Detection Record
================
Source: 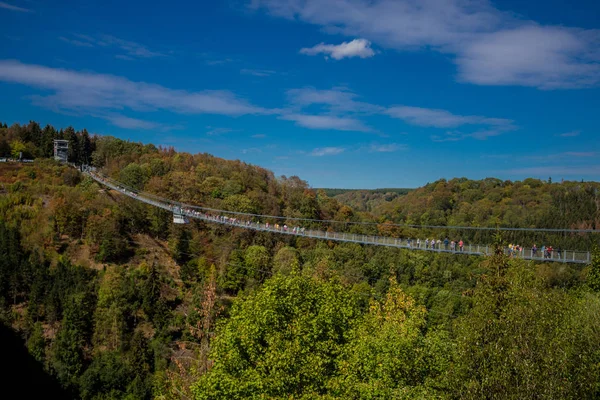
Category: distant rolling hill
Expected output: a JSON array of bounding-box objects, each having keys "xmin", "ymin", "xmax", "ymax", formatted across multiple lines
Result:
[{"xmin": 319, "ymin": 188, "xmax": 414, "ymax": 213}]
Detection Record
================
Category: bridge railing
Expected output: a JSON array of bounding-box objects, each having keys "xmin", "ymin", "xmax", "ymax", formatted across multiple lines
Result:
[{"xmin": 85, "ymin": 171, "xmax": 592, "ymax": 265}]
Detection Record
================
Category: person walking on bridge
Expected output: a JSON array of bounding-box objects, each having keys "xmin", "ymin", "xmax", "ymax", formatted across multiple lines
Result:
[
  {"xmin": 444, "ymin": 238, "xmax": 449, "ymax": 250},
  {"xmin": 459, "ymin": 240, "xmax": 464, "ymax": 252}
]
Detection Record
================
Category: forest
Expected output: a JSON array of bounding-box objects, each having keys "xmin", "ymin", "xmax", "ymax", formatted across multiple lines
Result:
[
  {"xmin": 323, "ymin": 189, "xmax": 411, "ymax": 213},
  {"xmin": 1, "ymin": 120, "xmax": 600, "ymax": 399}
]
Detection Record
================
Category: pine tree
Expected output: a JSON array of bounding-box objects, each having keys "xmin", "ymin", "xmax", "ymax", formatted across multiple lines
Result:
[
  {"xmin": 64, "ymin": 126, "xmax": 79, "ymax": 164},
  {"xmin": 41, "ymin": 124, "xmax": 58, "ymax": 158},
  {"xmin": 78, "ymin": 129, "xmax": 92, "ymax": 165},
  {"xmin": 27, "ymin": 322, "xmax": 47, "ymax": 363},
  {"xmin": 26, "ymin": 120, "xmax": 42, "ymax": 150},
  {"xmin": 587, "ymin": 246, "xmax": 600, "ymax": 292},
  {"xmin": 141, "ymin": 264, "xmax": 160, "ymax": 320},
  {"xmin": 50, "ymin": 292, "xmax": 94, "ymax": 389}
]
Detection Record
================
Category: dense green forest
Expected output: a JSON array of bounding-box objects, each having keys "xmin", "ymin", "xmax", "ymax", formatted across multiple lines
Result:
[
  {"xmin": 369, "ymin": 176, "xmax": 600, "ymax": 250},
  {"xmin": 1, "ymin": 120, "xmax": 600, "ymax": 399},
  {"xmin": 320, "ymin": 187, "xmax": 413, "ymax": 196},
  {"xmin": 324, "ymin": 189, "xmax": 412, "ymax": 213}
]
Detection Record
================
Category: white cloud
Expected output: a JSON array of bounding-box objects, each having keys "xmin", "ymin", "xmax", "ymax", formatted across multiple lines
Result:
[
  {"xmin": 0, "ymin": 1, "xmax": 31, "ymax": 12},
  {"xmin": 286, "ymin": 87, "xmax": 381, "ymax": 114},
  {"xmin": 0, "ymin": 59, "xmax": 522, "ymax": 139},
  {"xmin": 206, "ymin": 127, "xmax": 236, "ymax": 136},
  {"xmin": 73, "ymin": 34, "xmax": 95, "ymax": 42},
  {"xmin": 99, "ymin": 34, "xmax": 166, "ymax": 58},
  {"xmin": 523, "ymin": 151, "xmax": 599, "ymax": 161},
  {"xmin": 241, "ymin": 148, "xmax": 262, "ymax": 154},
  {"xmin": 280, "ymin": 113, "xmax": 371, "ymax": 131},
  {"xmin": 104, "ymin": 115, "xmax": 176, "ymax": 131},
  {"xmin": 455, "ymin": 25, "xmax": 600, "ymax": 89},
  {"xmin": 251, "ymin": 134, "xmax": 266, "ymax": 138},
  {"xmin": 253, "ymin": 0, "xmax": 600, "ymax": 89},
  {"xmin": 386, "ymin": 105, "xmax": 515, "ymax": 140},
  {"xmin": 105, "ymin": 115, "xmax": 157, "ymax": 130},
  {"xmin": 59, "ymin": 37, "xmax": 94, "ymax": 47},
  {"xmin": 241, "ymin": 68, "xmax": 276, "ymax": 77},
  {"xmin": 431, "ymin": 129, "xmax": 511, "ymax": 142},
  {"xmin": 0, "ymin": 60, "xmax": 267, "ymax": 125},
  {"xmin": 115, "ymin": 55, "xmax": 135, "ymax": 61},
  {"xmin": 300, "ymin": 38, "xmax": 375, "ymax": 60},
  {"xmin": 59, "ymin": 34, "xmax": 166, "ymax": 60},
  {"xmin": 310, "ymin": 147, "xmax": 345, "ymax": 156},
  {"xmin": 370, "ymin": 143, "xmax": 405, "ymax": 152},
  {"xmin": 282, "ymin": 87, "xmax": 380, "ymax": 132},
  {"xmin": 283, "ymin": 87, "xmax": 514, "ymax": 137},
  {"xmin": 0, "ymin": 60, "xmax": 378, "ymax": 134},
  {"xmin": 205, "ymin": 58, "xmax": 234, "ymax": 66},
  {"xmin": 469, "ymin": 129, "xmax": 510, "ymax": 140},
  {"xmin": 387, "ymin": 106, "xmax": 501, "ymax": 128},
  {"xmin": 198, "ymin": 52, "xmax": 238, "ymax": 66},
  {"xmin": 556, "ymin": 130, "xmax": 581, "ymax": 137},
  {"xmin": 430, "ymin": 133, "xmax": 462, "ymax": 143},
  {"xmin": 563, "ymin": 152, "xmax": 598, "ymax": 158}
]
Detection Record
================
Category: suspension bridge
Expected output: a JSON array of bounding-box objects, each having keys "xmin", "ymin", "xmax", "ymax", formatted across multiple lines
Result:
[{"xmin": 85, "ymin": 170, "xmax": 593, "ymax": 265}]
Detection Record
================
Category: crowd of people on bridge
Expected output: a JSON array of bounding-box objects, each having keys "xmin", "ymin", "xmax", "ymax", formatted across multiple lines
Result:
[
  {"xmin": 415, "ymin": 238, "xmax": 466, "ymax": 252},
  {"xmin": 173, "ymin": 205, "xmax": 308, "ymax": 235},
  {"xmin": 87, "ymin": 169, "xmax": 570, "ymax": 261},
  {"xmin": 531, "ymin": 244, "xmax": 561, "ymax": 259}
]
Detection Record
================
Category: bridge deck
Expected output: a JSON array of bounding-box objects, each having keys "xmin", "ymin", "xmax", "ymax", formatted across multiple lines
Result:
[{"xmin": 86, "ymin": 171, "xmax": 591, "ymax": 265}]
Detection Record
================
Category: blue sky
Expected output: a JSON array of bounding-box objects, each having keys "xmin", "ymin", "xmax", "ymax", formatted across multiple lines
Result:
[{"xmin": 0, "ymin": 0, "xmax": 599, "ymax": 188}]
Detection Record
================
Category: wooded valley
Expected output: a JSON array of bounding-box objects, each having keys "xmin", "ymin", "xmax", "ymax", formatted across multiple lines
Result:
[{"xmin": 1, "ymin": 121, "xmax": 600, "ymax": 399}]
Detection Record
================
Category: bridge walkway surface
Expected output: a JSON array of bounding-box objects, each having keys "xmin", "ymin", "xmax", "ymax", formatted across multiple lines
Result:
[{"xmin": 85, "ymin": 171, "xmax": 592, "ymax": 265}]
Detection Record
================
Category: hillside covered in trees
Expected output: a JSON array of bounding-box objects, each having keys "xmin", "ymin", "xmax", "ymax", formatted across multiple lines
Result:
[
  {"xmin": 369, "ymin": 177, "xmax": 600, "ymax": 251},
  {"xmin": 1, "ymin": 120, "xmax": 600, "ymax": 399},
  {"xmin": 323, "ymin": 188, "xmax": 412, "ymax": 213}
]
